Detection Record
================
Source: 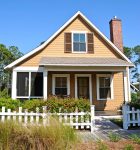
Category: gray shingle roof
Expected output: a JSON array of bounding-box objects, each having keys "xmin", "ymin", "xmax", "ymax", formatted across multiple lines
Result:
[{"xmin": 39, "ymin": 57, "xmax": 134, "ymax": 67}]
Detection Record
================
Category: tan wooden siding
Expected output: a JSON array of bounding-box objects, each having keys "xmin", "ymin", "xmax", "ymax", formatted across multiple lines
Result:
[
  {"xmin": 93, "ymin": 72, "xmax": 124, "ymax": 110},
  {"xmin": 47, "ymin": 71, "xmax": 124, "ymax": 111},
  {"xmin": 17, "ymin": 16, "xmax": 122, "ymax": 67}
]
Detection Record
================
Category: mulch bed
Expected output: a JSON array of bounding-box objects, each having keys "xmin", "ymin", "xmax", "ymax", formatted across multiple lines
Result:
[{"xmin": 75, "ymin": 140, "xmax": 140, "ymax": 150}]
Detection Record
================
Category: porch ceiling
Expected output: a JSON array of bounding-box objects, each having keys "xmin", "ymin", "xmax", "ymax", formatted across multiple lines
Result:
[{"xmin": 39, "ymin": 57, "xmax": 134, "ymax": 67}]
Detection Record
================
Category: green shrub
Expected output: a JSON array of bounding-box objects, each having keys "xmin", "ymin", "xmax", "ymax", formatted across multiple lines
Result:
[
  {"xmin": 129, "ymin": 134, "xmax": 140, "ymax": 144},
  {"xmin": 45, "ymin": 97, "xmax": 90, "ymax": 113},
  {"xmin": 123, "ymin": 144, "xmax": 134, "ymax": 150},
  {"xmin": 0, "ymin": 97, "xmax": 90, "ymax": 113},
  {"xmin": 0, "ymin": 119, "xmax": 78, "ymax": 150},
  {"xmin": 128, "ymin": 92, "xmax": 140, "ymax": 109},
  {"xmin": 131, "ymin": 93, "xmax": 138, "ymax": 103},
  {"xmin": 0, "ymin": 98, "xmax": 21, "ymax": 111},
  {"xmin": 0, "ymin": 89, "xmax": 10, "ymax": 99},
  {"xmin": 108, "ymin": 132, "xmax": 121, "ymax": 142},
  {"xmin": 97, "ymin": 140, "xmax": 108, "ymax": 150},
  {"xmin": 22, "ymin": 99, "xmax": 45, "ymax": 112}
]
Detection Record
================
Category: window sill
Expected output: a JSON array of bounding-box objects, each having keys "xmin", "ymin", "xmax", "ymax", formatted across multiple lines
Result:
[
  {"xmin": 97, "ymin": 98, "xmax": 113, "ymax": 101},
  {"xmin": 72, "ymin": 51, "xmax": 87, "ymax": 54},
  {"xmin": 16, "ymin": 96, "xmax": 43, "ymax": 99}
]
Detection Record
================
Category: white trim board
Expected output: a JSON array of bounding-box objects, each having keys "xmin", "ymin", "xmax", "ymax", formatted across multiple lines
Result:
[
  {"xmin": 13, "ymin": 67, "xmax": 44, "ymax": 72},
  {"xmin": 5, "ymin": 11, "xmax": 133, "ymax": 69},
  {"xmin": 75, "ymin": 74, "xmax": 92, "ymax": 104}
]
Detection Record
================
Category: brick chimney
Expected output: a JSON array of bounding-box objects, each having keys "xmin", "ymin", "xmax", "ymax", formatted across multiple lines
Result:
[{"xmin": 109, "ymin": 16, "xmax": 123, "ymax": 52}]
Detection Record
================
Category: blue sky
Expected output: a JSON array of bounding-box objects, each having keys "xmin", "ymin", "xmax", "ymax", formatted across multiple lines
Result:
[{"xmin": 0, "ymin": 0, "xmax": 140, "ymax": 54}]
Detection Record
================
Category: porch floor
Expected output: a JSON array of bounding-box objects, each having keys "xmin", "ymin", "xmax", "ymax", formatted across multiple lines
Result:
[{"xmin": 95, "ymin": 110, "xmax": 122, "ymax": 116}]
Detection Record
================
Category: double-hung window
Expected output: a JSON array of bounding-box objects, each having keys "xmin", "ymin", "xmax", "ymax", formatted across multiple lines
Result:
[
  {"xmin": 52, "ymin": 74, "xmax": 70, "ymax": 97},
  {"xmin": 97, "ymin": 74, "xmax": 113, "ymax": 100},
  {"xmin": 73, "ymin": 33, "xmax": 86, "ymax": 52}
]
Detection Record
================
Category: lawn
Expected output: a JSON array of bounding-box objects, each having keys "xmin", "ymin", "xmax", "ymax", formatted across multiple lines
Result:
[{"xmin": 110, "ymin": 118, "xmax": 123, "ymax": 128}]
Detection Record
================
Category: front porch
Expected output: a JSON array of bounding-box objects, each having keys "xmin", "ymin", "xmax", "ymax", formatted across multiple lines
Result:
[{"xmin": 11, "ymin": 65, "xmax": 131, "ymax": 111}]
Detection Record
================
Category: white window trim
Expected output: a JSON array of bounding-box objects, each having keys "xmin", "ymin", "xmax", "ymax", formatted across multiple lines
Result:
[
  {"xmin": 52, "ymin": 74, "xmax": 70, "ymax": 96},
  {"xmin": 96, "ymin": 74, "xmax": 114, "ymax": 100},
  {"xmin": 71, "ymin": 31, "xmax": 87, "ymax": 53},
  {"xmin": 15, "ymin": 69, "xmax": 44, "ymax": 99},
  {"xmin": 75, "ymin": 74, "xmax": 92, "ymax": 104}
]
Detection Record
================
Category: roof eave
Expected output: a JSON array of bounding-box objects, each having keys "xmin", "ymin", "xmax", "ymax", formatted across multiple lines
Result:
[{"xmin": 40, "ymin": 63, "xmax": 134, "ymax": 67}]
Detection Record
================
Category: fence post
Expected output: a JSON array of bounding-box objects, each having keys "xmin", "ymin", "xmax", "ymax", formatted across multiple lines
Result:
[
  {"xmin": 90, "ymin": 105, "xmax": 95, "ymax": 133},
  {"xmin": 36, "ymin": 107, "xmax": 39, "ymax": 124},
  {"xmin": 1, "ymin": 107, "xmax": 5, "ymax": 122},
  {"xmin": 59, "ymin": 108, "xmax": 62, "ymax": 123},
  {"xmin": 13, "ymin": 111, "xmax": 16, "ymax": 121},
  {"xmin": 138, "ymin": 109, "xmax": 140, "ymax": 126},
  {"xmin": 30, "ymin": 111, "xmax": 34, "ymax": 124},
  {"xmin": 81, "ymin": 110, "xmax": 84, "ymax": 129},
  {"xmin": 18, "ymin": 107, "xmax": 22, "ymax": 123},
  {"xmin": 24, "ymin": 109, "xmax": 28, "ymax": 125},
  {"xmin": 42, "ymin": 106, "xmax": 47, "ymax": 126},
  {"xmin": 64, "ymin": 110, "xmax": 68, "ymax": 123},
  {"xmin": 7, "ymin": 109, "xmax": 11, "ymax": 120},
  {"xmin": 75, "ymin": 107, "xmax": 78, "ymax": 129},
  {"xmin": 123, "ymin": 105, "xmax": 128, "ymax": 129}
]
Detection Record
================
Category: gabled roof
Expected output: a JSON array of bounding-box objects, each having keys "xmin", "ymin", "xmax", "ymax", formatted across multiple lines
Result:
[{"xmin": 5, "ymin": 11, "xmax": 133, "ymax": 69}]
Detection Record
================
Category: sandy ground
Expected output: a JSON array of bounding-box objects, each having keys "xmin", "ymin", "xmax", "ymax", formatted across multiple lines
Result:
[{"xmin": 75, "ymin": 140, "xmax": 140, "ymax": 150}]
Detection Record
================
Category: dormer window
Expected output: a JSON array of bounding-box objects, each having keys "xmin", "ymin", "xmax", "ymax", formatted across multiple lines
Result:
[{"xmin": 73, "ymin": 33, "xmax": 86, "ymax": 52}]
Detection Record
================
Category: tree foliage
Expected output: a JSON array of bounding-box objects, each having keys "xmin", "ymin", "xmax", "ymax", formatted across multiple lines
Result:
[
  {"xmin": 0, "ymin": 44, "xmax": 23, "ymax": 89},
  {"xmin": 124, "ymin": 45, "xmax": 140, "ymax": 81}
]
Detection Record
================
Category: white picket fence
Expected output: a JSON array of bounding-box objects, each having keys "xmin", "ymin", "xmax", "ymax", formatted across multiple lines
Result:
[
  {"xmin": 0, "ymin": 105, "xmax": 95, "ymax": 133},
  {"xmin": 123, "ymin": 105, "xmax": 140, "ymax": 129}
]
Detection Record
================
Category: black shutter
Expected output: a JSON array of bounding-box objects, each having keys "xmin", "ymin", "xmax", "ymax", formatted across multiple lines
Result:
[
  {"xmin": 64, "ymin": 33, "xmax": 72, "ymax": 53},
  {"xmin": 87, "ymin": 33, "xmax": 94, "ymax": 53}
]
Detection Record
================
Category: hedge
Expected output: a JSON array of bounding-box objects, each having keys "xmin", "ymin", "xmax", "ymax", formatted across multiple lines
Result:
[{"xmin": 0, "ymin": 97, "xmax": 90, "ymax": 113}]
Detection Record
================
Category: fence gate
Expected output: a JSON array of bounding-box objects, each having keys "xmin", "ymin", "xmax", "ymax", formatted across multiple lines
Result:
[{"xmin": 123, "ymin": 105, "xmax": 140, "ymax": 129}]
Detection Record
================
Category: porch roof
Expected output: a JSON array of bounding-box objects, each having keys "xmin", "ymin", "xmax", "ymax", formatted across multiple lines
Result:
[{"xmin": 39, "ymin": 57, "xmax": 134, "ymax": 67}]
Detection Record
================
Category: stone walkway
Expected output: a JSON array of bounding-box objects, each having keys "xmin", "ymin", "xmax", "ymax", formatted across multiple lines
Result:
[{"xmin": 78, "ymin": 116, "xmax": 140, "ymax": 141}]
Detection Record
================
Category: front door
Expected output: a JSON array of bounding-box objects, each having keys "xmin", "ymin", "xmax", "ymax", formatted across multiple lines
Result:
[{"xmin": 77, "ymin": 77, "xmax": 89, "ymax": 99}]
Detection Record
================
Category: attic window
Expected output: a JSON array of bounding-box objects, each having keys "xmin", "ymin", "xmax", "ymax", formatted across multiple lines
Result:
[{"xmin": 73, "ymin": 33, "xmax": 86, "ymax": 52}]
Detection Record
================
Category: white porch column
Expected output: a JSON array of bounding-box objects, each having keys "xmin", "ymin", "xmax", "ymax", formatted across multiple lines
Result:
[
  {"xmin": 123, "ymin": 69, "xmax": 129, "ymax": 103},
  {"xmin": 12, "ymin": 70, "xmax": 17, "ymax": 99},
  {"xmin": 43, "ymin": 68, "xmax": 48, "ymax": 100},
  {"xmin": 127, "ymin": 67, "xmax": 131, "ymax": 102}
]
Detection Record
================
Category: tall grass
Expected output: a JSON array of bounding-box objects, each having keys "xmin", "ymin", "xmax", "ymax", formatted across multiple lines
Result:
[{"xmin": 0, "ymin": 118, "xmax": 78, "ymax": 150}]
